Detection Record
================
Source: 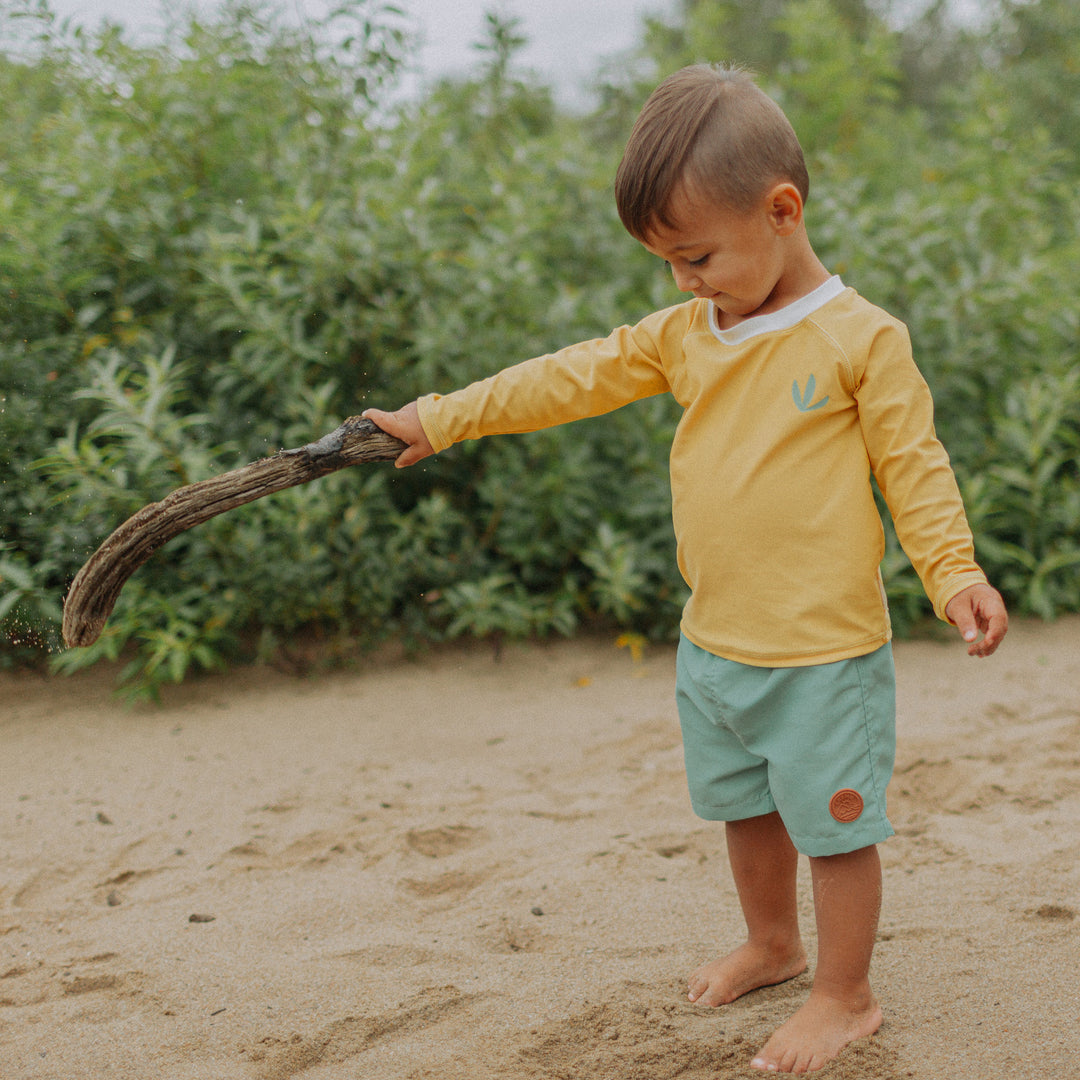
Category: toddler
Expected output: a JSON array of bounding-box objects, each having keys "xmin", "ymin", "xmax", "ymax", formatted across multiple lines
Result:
[{"xmin": 364, "ymin": 64, "xmax": 1008, "ymax": 1073}]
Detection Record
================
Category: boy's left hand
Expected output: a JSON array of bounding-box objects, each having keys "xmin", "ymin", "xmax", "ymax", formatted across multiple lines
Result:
[{"xmin": 945, "ymin": 584, "xmax": 1008, "ymax": 657}]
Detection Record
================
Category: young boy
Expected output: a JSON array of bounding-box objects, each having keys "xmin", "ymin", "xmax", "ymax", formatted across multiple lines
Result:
[{"xmin": 364, "ymin": 64, "xmax": 1007, "ymax": 1074}]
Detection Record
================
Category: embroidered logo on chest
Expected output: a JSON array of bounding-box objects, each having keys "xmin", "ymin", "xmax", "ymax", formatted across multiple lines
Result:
[{"xmin": 792, "ymin": 375, "xmax": 830, "ymax": 413}]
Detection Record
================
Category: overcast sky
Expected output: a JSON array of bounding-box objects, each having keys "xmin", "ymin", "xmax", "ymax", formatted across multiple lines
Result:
[
  {"xmin": 39, "ymin": 0, "xmax": 993, "ymax": 109},
  {"xmin": 43, "ymin": 0, "xmax": 679, "ymax": 105}
]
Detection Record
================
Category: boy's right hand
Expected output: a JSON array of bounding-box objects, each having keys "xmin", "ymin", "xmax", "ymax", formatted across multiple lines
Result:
[{"xmin": 362, "ymin": 402, "xmax": 435, "ymax": 468}]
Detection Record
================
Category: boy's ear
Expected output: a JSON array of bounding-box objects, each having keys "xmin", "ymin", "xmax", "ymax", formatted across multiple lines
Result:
[{"xmin": 763, "ymin": 182, "xmax": 804, "ymax": 235}]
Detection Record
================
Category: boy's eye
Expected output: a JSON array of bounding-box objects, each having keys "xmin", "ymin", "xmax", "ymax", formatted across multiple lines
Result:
[{"xmin": 688, "ymin": 254, "xmax": 710, "ymax": 268}]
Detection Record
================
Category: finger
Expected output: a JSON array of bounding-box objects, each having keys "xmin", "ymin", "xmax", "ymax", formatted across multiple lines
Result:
[
  {"xmin": 361, "ymin": 408, "xmax": 422, "ymax": 466},
  {"xmin": 973, "ymin": 608, "xmax": 1008, "ymax": 656},
  {"xmin": 951, "ymin": 605, "xmax": 979, "ymax": 644},
  {"xmin": 392, "ymin": 444, "xmax": 428, "ymax": 469},
  {"xmin": 361, "ymin": 407, "xmax": 395, "ymax": 433}
]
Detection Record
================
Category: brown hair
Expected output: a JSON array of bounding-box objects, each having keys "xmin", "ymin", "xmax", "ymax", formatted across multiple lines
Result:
[{"xmin": 614, "ymin": 64, "xmax": 810, "ymax": 240}]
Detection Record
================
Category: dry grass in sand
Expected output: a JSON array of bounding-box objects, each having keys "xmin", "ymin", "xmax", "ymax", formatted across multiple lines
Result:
[{"xmin": 1, "ymin": 617, "xmax": 1078, "ymax": 1079}]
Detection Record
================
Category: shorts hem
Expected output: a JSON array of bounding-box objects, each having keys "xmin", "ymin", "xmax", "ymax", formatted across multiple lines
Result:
[
  {"xmin": 689, "ymin": 795, "xmax": 776, "ymax": 823},
  {"xmin": 786, "ymin": 822, "xmax": 895, "ymax": 857}
]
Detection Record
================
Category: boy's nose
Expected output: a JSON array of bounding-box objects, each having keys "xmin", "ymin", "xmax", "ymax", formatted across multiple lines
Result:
[{"xmin": 671, "ymin": 263, "xmax": 701, "ymax": 292}]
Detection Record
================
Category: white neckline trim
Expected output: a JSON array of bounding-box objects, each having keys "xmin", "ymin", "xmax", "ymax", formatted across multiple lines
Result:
[{"xmin": 707, "ymin": 275, "xmax": 846, "ymax": 345}]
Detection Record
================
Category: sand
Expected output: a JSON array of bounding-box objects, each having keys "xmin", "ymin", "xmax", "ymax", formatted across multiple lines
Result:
[{"xmin": 1, "ymin": 617, "xmax": 1078, "ymax": 1079}]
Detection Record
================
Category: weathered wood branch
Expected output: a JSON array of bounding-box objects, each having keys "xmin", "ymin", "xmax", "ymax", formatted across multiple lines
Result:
[{"xmin": 61, "ymin": 416, "xmax": 406, "ymax": 649}]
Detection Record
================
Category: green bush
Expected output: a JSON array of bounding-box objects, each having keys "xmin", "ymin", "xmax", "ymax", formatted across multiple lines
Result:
[{"xmin": 1, "ymin": 0, "xmax": 1077, "ymax": 698}]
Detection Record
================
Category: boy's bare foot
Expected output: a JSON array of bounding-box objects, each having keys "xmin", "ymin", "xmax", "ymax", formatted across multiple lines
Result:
[
  {"xmin": 687, "ymin": 942, "xmax": 808, "ymax": 1007},
  {"xmin": 749, "ymin": 988, "xmax": 883, "ymax": 1073}
]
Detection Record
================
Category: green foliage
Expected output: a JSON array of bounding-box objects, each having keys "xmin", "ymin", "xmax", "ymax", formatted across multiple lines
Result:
[
  {"xmin": 961, "ymin": 369, "xmax": 1080, "ymax": 620},
  {"xmin": 2, "ymin": 0, "xmax": 1077, "ymax": 694}
]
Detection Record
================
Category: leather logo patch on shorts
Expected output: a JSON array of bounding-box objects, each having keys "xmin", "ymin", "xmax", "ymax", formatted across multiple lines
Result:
[{"xmin": 829, "ymin": 789, "xmax": 864, "ymax": 823}]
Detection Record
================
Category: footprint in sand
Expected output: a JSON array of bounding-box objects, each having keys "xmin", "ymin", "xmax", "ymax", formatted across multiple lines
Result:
[
  {"xmin": 401, "ymin": 869, "xmax": 489, "ymax": 899},
  {"xmin": 404, "ymin": 824, "xmax": 485, "ymax": 858},
  {"xmin": 243, "ymin": 984, "xmax": 478, "ymax": 1080},
  {"xmin": 0, "ymin": 953, "xmax": 137, "ymax": 1010}
]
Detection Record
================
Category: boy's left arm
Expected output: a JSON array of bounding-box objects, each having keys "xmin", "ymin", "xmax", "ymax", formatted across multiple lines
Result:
[
  {"xmin": 854, "ymin": 318, "xmax": 1009, "ymax": 658},
  {"xmin": 944, "ymin": 583, "xmax": 1008, "ymax": 657}
]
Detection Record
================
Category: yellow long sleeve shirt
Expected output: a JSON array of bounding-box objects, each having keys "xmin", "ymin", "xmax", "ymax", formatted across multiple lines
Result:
[{"xmin": 417, "ymin": 277, "xmax": 988, "ymax": 666}]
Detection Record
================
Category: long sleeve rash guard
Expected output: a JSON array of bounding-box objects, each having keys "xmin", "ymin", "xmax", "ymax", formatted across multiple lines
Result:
[{"xmin": 416, "ymin": 277, "xmax": 988, "ymax": 666}]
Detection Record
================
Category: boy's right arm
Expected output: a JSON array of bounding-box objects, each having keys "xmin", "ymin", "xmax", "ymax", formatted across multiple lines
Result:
[
  {"xmin": 361, "ymin": 309, "xmax": 678, "ymax": 470},
  {"xmin": 361, "ymin": 403, "xmax": 434, "ymax": 469}
]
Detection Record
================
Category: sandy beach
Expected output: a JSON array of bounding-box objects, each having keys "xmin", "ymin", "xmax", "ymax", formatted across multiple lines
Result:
[{"xmin": 1, "ymin": 616, "xmax": 1078, "ymax": 1079}]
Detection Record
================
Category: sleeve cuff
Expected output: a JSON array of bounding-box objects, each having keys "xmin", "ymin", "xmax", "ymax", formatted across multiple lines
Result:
[{"xmin": 416, "ymin": 393, "xmax": 453, "ymax": 453}]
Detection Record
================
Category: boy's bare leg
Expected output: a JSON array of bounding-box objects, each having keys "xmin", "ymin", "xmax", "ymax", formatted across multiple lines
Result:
[
  {"xmin": 750, "ymin": 844, "xmax": 884, "ymax": 1073},
  {"xmin": 687, "ymin": 812, "xmax": 808, "ymax": 1006}
]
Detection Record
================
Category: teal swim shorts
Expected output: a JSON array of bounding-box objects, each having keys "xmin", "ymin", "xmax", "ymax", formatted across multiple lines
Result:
[{"xmin": 675, "ymin": 636, "xmax": 896, "ymax": 856}]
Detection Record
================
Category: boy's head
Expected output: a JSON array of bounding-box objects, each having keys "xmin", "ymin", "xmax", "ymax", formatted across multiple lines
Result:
[{"xmin": 615, "ymin": 65, "xmax": 810, "ymax": 242}]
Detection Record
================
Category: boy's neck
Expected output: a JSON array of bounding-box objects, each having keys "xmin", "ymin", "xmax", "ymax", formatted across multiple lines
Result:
[{"xmin": 713, "ymin": 238, "xmax": 831, "ymax": 331}]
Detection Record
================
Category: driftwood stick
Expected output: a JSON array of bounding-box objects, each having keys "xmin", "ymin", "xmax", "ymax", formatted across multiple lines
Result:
[{"xmin": 61, "ymin": 416, "xmax": 406, "ymax": 649}]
